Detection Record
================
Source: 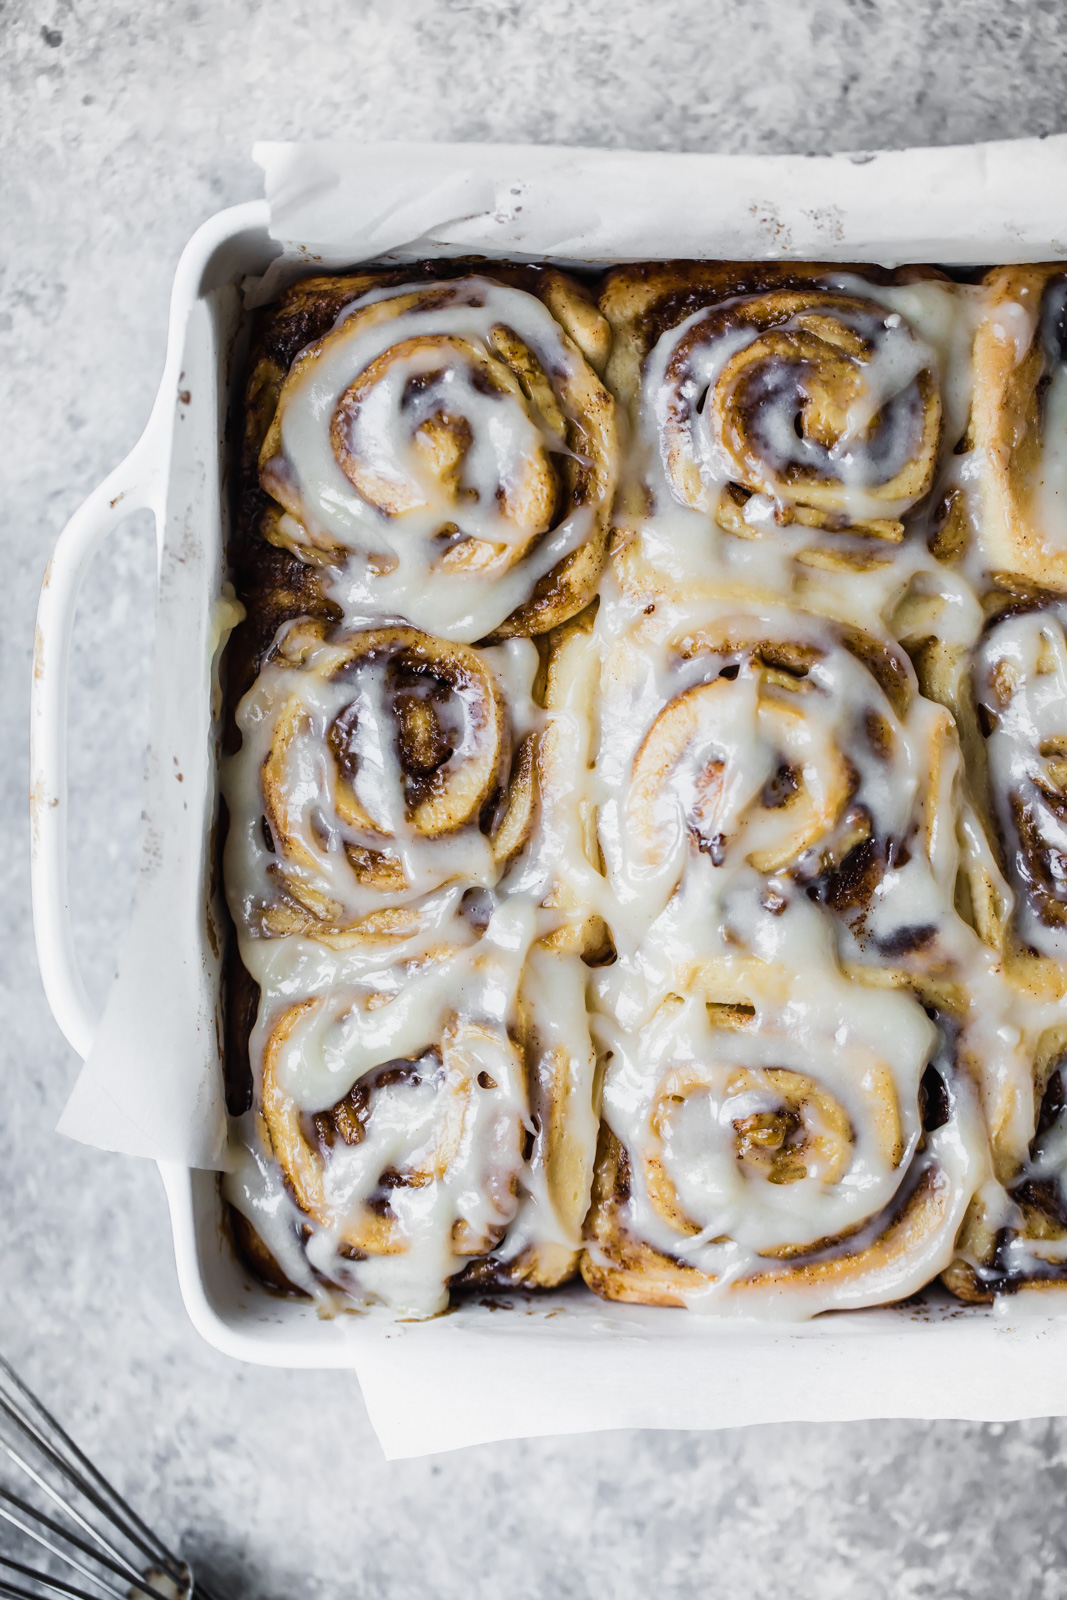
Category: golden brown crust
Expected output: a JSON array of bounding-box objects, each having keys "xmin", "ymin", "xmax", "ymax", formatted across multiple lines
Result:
[{"xmin": 971, "ymin": 265, "xmax": 1067, "ymax": 594}]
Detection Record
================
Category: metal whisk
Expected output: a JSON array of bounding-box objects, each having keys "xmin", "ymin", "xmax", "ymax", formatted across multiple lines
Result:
[{"xmin": 0, "ymin": 1354, "xmax": 223, "ymax": 1600}]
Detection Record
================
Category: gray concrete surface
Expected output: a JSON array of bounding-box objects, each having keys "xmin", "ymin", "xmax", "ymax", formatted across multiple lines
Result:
[{"xmin": 5, "ymin": 1, "xmax": 1067, "ymax": 1595}]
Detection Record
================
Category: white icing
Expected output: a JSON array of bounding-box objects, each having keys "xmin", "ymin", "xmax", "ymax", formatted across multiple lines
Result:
[
  {"xmin": 827, "ymin": 276, "xmax": 983, "ymax": 449},
  {"xmin": 991, "ymin": 299, "xmax": 1040, "ymax": 367}
]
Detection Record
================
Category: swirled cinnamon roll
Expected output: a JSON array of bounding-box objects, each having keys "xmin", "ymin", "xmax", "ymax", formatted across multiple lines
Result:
[
  {"xmin": 581, "ymin": 586, "xmax": 1022, "ymax": 1310},
  {"xmin": 222, "ymin": 607, "xmax": 601, "ymax": 1312},
  {"xmin": 226, "ymin": 920, "xmax": 531, "ymax": 1309},
  {"xmin": 248, "ymin": 268, "xmax": 617, "ymax": 642},
  {"xmin": 225, "ymin": 897, "xmax": 598, "ymax": 1316},
  {"xmin": 583, "ymin": 960, "xmax": 988, "ymax": 1312},
  {"xmin": 969, "ymin": 266, "xmax": 1067, "ymax": 593},
  {"xmin": 222, "ymin": 616, "xmax": 541, "ymax": 948},
  {"xmin": 600, "ymin": 262, "xmax": 979, "ymax": 615},
  {"xmin": 591, "ymin": 593, "xmax": 962, "ymax": 970}
]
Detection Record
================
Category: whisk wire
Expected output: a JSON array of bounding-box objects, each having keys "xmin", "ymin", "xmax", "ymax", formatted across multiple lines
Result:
[
  {"xmin": 0, "ymin": 1362, "xmax": 183, "ymax": 1581},
  {"xmin": 0, "ymin": 1492, "xmax": 174, "ymax": 1600},
  {"xmin": 0, "ymin": 1507, "xmax": 129, "ymax": 1600},
  {"xmin": 0, "ymin": 1428, "xmax": 139, "ymax": 1587},
  {"xmin": 0, "ymin": 1550, "xmax": 130, "ymax": 1600},
  {"xmin": 0, "ymin": 1356, "xmax": 216, "ymax": 1600}
]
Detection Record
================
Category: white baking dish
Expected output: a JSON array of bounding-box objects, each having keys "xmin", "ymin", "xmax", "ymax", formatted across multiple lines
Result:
[{"xmin": 30, "ymin": 161, "xmax": 1067, "ymax": 1454}]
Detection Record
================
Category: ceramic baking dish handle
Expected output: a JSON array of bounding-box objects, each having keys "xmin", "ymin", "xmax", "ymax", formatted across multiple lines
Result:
[{"xmin": 31, "ymin": 441, "xmax": 166, "ymax": 1059}]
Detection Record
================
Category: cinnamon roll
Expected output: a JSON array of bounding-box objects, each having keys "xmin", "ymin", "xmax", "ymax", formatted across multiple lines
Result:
[
  {"xmin": 945, "ymin": 1021, "xmax": 1067, "ymax": 1301},
  {"xmin": 225, "ymin": 884, "xmax": 601, "ymax": 1312},
  {"xmin": 970, "ymin": 601, "xmax": 1067, "ymax": 988},
  {"xmin": 222, "ymin": 601, "xmax": 600, "ymax": 1313},
  {"xmin": 921, "ymin": 599, "xmax": 1067, "ymax": 1299},
  {"xmin": 590, "ymin": 593, "xmax": 960, "ymax": 970},
  {"xmin": 581, "ymin": 587, "xmax": 1020, "ymax": 1310},
  {"xmin": 222, "ymin": 616, "xmax": 540, "ymax": 948},
  {"xmin": 599, "ymin": 262, "xmax": 976, "ymax": 608},
  {"xmin": 583, "ymin": 961, "xmax": 987, "ymax": 1312},
  {"xmin": 261, "ymin": 1001, "xmax": 526, "ymax": 1262},
  {"xmin": 249, "ymin": 269, "xmax": 618, "ymax": 642},
  {"xmin": 226, "ymin": 915, "xmax": 534, "ymax": 1310},
  {"xmin": 969, "ymin": 266, "xmax": 1067, "ymax": 594}
]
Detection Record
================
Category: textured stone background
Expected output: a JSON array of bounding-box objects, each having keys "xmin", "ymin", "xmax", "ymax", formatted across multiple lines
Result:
[{"xmin": 5, "ymin": 1, "xmax": 1067, "ymax": 1595}]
